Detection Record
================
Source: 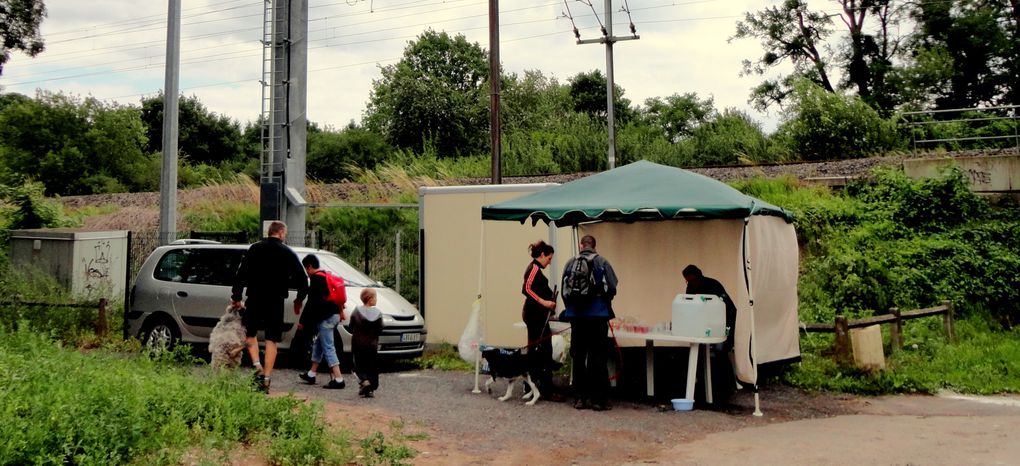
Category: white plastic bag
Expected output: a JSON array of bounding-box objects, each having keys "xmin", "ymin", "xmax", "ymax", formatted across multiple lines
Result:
[
  {"xmin": 458, "ymin": 297, "xmax": 483, "ymax": 364},
  {"xmin": 551, "ymin": 333, "xmax": 568, "ymax": 364}
]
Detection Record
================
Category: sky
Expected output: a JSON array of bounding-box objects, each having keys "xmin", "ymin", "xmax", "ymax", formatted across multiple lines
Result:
[{"xmin": 0, "ymin": 0, "xmax": 839, "ymax": 133}]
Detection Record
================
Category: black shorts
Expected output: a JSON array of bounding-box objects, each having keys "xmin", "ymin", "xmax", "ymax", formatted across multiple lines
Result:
[{"xmin": 241, "ymin": 296, "xmax": 286, "ymax": 342}]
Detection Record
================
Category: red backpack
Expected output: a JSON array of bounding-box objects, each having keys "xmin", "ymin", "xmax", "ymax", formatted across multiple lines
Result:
[{"xmin": 316, "ymin": 270, "xmax": 347, "ymax": 316}]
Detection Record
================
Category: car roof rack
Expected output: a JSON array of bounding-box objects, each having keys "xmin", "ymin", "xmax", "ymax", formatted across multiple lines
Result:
[{"xmin": 169, "ymin": 239, "xmax": 221, "ymax": 245}]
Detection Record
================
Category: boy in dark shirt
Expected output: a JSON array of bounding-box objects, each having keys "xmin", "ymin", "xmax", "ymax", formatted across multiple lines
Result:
[
  {"xmin": 350, "ymin": 288, "xmax": 383, "ymax": 397},
  {"xmin": 297, "ymin": 254, "xmax": 347, "ymax": 389}
]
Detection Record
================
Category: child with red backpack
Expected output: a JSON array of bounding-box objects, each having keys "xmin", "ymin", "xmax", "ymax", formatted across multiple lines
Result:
[{"xmin": 297, "ymin": 254, "xmax": 348, "ymax": 389}]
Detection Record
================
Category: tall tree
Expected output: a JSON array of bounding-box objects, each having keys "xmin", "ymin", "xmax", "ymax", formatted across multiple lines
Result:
[
  {"xmin": 140, "ymin": 94, "xmax": 249, "ymax": 166},
  {"xmin": 838, "ymin": 0, "xmax": 900, "ymax": 113},
  {"xmin": 732, "ymin": 0, "xmax": 835, "ymax": 111},
  {"xmin": 0, "ymin": 91, "xmax": 152, "ymax": 195},
  {"xmin": 567, "ymin": 69, "xmax": 635, "ymax": 123},
  {"xmin": 640, "ymin": 93, "xmax": 716, "ymax": 143},
  {"xmin": 500, "ymin": 69, "xmax": 572, "ymax": 134},
  {"xmin": 364, "ymin": 29, "xmax": 489, "ymax": 157},
  {"xmin": 0, "ymin": 0, "xmax": 46, "ymax": 75},
  {"xmin": 902, "ymin": 0, "xmax": 1018, "ymax": 109},
  {"xmin": 733, "ymin": 0, "xmax": 903, "ymax": 113},
  {"xmin": 307, "ymin": 123, "xmax": 391, "ymax": 182}
]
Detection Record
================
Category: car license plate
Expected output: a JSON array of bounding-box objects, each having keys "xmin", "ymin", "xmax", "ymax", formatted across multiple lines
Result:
[{"xmin": 401, "ymin": 333, "xmax": 421, "ymax": 343}]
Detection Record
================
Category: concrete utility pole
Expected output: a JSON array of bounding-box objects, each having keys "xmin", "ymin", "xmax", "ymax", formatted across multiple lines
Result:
[
  {"xmin": 158, "ymin": 0, "xmax": 180, "ymax": 245},
  {"xmin": 576, "ymin": 0, "xmax": 639, "ymax": 170},
  {"xmin": 260, "ymin": 0, "xmax": 308, "ymax": 244},
  {"xmin": 488, "ymin": 0, "xmax": 502, "ymax": 184}
]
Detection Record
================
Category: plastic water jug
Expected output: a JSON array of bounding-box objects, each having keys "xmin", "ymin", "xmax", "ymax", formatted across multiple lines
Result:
[{"xmin": 671, "ymin": 294, "xmax": 726, "ymax": 338}]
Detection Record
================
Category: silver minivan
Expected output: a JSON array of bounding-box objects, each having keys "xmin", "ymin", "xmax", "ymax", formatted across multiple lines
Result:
[{"xmin": 125, "ymin": 242, "xmax": 425, "ymax": 359}]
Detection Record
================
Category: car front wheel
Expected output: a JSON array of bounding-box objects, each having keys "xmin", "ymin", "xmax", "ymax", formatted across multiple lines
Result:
[{"xmin": 143, "ymin": 316, "xmax": 181, "ymax": 353}]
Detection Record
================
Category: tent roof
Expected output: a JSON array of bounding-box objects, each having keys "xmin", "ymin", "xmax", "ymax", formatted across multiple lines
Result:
[{"xmin": 481, "ymin": 160, "xmax": 794, "ymax": 225}]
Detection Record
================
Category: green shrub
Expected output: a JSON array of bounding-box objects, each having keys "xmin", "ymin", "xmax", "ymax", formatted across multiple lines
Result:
[
  {"xmin": 774, "ymin": 79, "xmax": 903, "ymax": 160},
  {"xmin": 734, "ymin": 167, "xmax": 1019, "ymax": 328},
  {"xmin": 615, "ymin": 121, "xmax": 692, "ymax": 168},
  {"xmin": 0, "ymin": 264, "xmax": 105, "ymax": 344},
  {"xmin": 686, "ymin": 109, "xmax": 776, "ymax": 166},
  {"xmin": 0, "ymin": 180, "xmax": 72, "ymax": 230}
]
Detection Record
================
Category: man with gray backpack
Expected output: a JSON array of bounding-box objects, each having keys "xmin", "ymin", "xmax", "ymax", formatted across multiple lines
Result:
[{"xmin": 559, "ymin": 234, "xmax": 618, "ymax": 411}]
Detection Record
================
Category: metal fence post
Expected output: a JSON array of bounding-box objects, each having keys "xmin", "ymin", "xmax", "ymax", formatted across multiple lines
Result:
[
  {"xmin": 363, "ymin": 232, "xmax": 370, "ymax": 275},
  {"xmin": 395, "ymin": 230, "xmax": 402, "ymax": 294}
]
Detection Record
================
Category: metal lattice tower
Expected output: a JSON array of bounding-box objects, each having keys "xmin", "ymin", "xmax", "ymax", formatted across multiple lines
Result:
[{"xmin": 258, "ymin": 0, "xmax": 307, "ymax": 243}]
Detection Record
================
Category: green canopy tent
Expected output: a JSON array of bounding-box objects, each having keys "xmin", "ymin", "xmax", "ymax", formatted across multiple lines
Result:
[{"xmin": 481, "ymin": 161, "xmax": 801, "ymax": 415}]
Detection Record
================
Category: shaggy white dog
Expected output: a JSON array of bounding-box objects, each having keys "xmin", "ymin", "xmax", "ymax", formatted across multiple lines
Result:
[{"xmin": 209, "ymin": 306, "xmax": 247, "ymax": 369}]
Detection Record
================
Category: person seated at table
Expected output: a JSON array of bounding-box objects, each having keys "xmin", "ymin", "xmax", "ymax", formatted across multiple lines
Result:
[
  {"xmin": 681, "ymin": 264, "xmax": 736, "ymax": 351},
  {"xmin": 682, "ymin": 264, "xmax": 740, "ymax": 399}
]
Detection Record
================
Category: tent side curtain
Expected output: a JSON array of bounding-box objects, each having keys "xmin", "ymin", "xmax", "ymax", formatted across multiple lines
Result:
[{"xmin": 480, "ymin": 160, "xmax": 794, "ymax": 227}]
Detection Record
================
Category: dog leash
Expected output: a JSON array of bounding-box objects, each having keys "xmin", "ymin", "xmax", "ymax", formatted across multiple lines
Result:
[{"xmin": 519, "ymin": 312, "xmax": 571, "ymax": 350}]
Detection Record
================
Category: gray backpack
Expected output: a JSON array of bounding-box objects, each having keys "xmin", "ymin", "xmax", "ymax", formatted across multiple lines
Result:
[{"xmin": 561, "ymin": 254, "xmax": 598, "ymax": 307}]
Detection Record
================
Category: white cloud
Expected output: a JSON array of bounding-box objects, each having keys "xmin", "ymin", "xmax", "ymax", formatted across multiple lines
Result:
[{"xmin": 2, "ymin": 0, "xmax": 806, "ymax": 132}]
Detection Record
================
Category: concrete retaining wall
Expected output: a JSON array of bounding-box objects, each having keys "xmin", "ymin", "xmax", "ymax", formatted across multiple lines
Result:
[{"xmin": 903, "ymin": 154, "xmax": 1019, "ymax": 193}]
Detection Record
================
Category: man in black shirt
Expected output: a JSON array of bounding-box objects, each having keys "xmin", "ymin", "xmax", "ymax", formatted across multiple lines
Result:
[
  {"xmin": 231, "ymin": 221, "xmax": 308, "ymax": 393},
  {"xmin": 682, "ymin": 264, "xmax": 739, "ymax": 401},
  {"xmin": 682, "ymin": 264, "xmax": 736, "ymax": 351}
]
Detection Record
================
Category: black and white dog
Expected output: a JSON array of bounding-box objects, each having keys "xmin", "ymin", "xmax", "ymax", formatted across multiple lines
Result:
[{"xmin": 481, "ymin": 346, "xmax": 541, "ymax": 406}]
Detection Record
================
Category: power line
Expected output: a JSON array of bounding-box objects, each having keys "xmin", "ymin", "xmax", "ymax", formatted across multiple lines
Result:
[
  {"xmin": 41, "ymin": 0, "xmax": 260, "ymax": 39},
  {"xmin": 7, "ymin": 2, "xmax": 567, "ymax": 84}
]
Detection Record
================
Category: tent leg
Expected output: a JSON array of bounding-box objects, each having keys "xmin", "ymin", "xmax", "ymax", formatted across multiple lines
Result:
[
  {"xmin": 472, "ymin": 344, "xmax": 482, "ymax": 394},
  {"xmin": 753, "ymin": 386, "xmax": 763, "ymax": 417}
]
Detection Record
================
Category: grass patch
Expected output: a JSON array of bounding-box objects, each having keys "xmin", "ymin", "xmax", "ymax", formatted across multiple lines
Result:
[
  {"xmin": 64, "ymin": 204, "xmax": 120, "ymax": 225},
  {"xmin": 780, "ymin": 316, "xmax": 1020, "ymax": 395},
  {"xmin": 181, "ymin": 200, "xmax": 259, "ymax": 236},
  {"xmin": 0, "ymin": 326, "xmax": 415, "ymax": 465},
  {"xmin": 413, "ymin": 343, "xmax": 473, "ymax": 371}
]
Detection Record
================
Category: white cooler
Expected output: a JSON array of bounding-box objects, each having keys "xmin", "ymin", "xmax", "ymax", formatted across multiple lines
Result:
[{"xmin": 671, "ymin": 294, "xmax": 726, "ymax": 338}]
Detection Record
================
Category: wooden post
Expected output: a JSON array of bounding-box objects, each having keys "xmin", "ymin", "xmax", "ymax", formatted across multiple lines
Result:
[
  {"xmin": 889, "ymin": 307, "xmax": 902, "ymax": 353},
  {"xmin": 96, "ymin": 298, "xmax": 109, "ymax": 337},
  {"xmin": 942, "ymin": 300, "xmax": 955, "ymax": 342},
  {"xmin": 834, "ymin": 315, "xmax": 851, "ymax": 364}
]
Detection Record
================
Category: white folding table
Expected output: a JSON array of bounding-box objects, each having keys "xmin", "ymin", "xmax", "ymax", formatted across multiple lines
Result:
[{"xmin": 544, "ymin": 321, "xmax": 727, "ymax": 403}]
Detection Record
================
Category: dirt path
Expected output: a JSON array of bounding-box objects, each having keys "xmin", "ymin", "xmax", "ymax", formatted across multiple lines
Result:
[
  {"xmin": 267, "ymin": 367, "xmax": 1020, "ymax": 465},
  {"xmin": 657, "ymin": 394, "xmax": 1020, "ymax": 466}
]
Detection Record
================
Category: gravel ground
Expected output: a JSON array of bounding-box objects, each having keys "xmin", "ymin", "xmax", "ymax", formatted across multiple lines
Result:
[
  {"xmin": 267, "ymin": 361, "xmax": 857, "ymax": 465},
  {"xmin": 260, "ymin": 362, "xmax": 1020, "ymax": 465}
]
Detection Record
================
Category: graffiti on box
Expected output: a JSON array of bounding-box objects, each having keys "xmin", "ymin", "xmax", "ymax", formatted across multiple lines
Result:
[{"xmin": 81, "ymin": 240, "xmax": 112, "ymax": 294}]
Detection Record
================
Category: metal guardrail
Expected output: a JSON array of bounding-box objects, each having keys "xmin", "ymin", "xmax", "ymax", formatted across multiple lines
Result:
[{"xmin": 902, "ymin": 105, "xmax": 1019, "ymax": 152}]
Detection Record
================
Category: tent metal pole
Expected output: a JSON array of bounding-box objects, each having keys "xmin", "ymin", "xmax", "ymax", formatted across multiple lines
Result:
[
  {"xmin": 472, "ymin": 220, "xmax": 487, "ymax": 394},
  {"xmin": 743, "ymin": 215, "xmax": 763, "ymax": 417}
]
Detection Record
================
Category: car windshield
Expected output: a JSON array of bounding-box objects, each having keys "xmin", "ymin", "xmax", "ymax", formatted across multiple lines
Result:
[{"xmin": 313, "ymin": 253, "xmax": 380, "ymax": 287}]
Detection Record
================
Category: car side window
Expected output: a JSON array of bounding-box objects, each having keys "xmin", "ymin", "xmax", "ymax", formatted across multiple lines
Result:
[
  {"xmin": 154, "ymin": 250, "xmax": 188, "ymax": 282},
  {"xmin": 154, "ymin": 249, "xmax": 243, "ymax": 286}
]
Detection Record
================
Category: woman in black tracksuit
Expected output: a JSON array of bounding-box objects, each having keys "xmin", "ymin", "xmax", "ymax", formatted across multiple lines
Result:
[{"xmin": 522, "ymin": 240, "xmax": 556, "ymax": 396}]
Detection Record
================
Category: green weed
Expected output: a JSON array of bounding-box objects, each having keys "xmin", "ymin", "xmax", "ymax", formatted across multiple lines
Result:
[
  {"xmin": 0, "ymin": 327, "xmax": 412, "ymax": 465},
  {"xmin": 413, "ymin": 343, "xmax": 473, "ymax": 371}
]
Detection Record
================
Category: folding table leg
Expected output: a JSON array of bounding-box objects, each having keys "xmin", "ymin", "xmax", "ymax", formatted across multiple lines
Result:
[
  {"xmin": 685, "ymin": 344, "xmax": 699, "ymax": 401},
  {"xmin": 704, "ymin": 344, "xmax": 714, "ymax": 404},
  {"xmin": 645, "ymin": 340, "xmax": 654, "ymax": 397}
]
